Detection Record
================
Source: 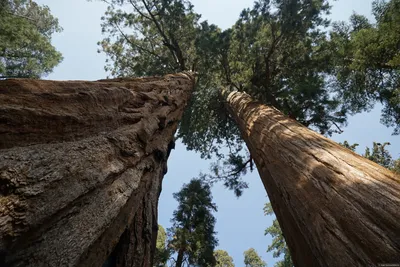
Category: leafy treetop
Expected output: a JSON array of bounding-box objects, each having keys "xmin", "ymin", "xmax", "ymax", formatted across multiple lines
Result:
[
  {"xmin": 243, "ymin": 248, "xmax": 267, "ymax": 267},
  {"xmin": 214, "ymin": 250, "xmax": 235, "ymax": 267},
  {"xmin": 168, "ymin": 178, "xmax": 218, "ymax": 267},
  {"xmin": 154, "ymin": 225, "xmax": 169, "ymax": 267}
]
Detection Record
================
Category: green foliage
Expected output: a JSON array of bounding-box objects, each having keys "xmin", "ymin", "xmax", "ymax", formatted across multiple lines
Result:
[
  {"xmin": 329, "ymin": 0, "xmax": 400, "ymax": 134},
  {"xmin": 180, "ymin": 0, "xmax": 347, "ymax": 196},
  {"xmin": 340, "ymin": 141, "xmax": 399, "ymax": 171},
  {"xmin": 243, "ymin": 248, "xmax": 266, "ymax": 267},
  {"xmin": 364, "ymin": 142, "xmax": 394, "ymax": 169},
  {"xmin": 339, "ymin": 141, "xmax": 359, "ymax": 151},
  {"xmin": 0, "ymin": 0, "xmax": 63, "ymax": 78},
  {"xmin": 96, "ymin": 0, "xmax": 350, "ymax": 196},
  {"xmin": 96, "ymin": 0, "xmax": 248, "ymax": 195},
  {"xmin": 392, "ymin": 159, "xmax": 400, "ymax": 174},
  {"xmin": 154, "ymin": 225, "xmax": 169, "ymax": 267},
  {"xmin": 263, "ymin": 203, "xmax": 292, "ymax": 267},
  {"xmin": 228, "ymin": 0, "xmax": 347, "ymax": 136},
  {"xmin": 168, "ymin": 178, "xmax": 218, "ymax": 267},
  {"xmin": 214, "ymin": 250, "xmax": 234, "ymax": 267},
  {"xmin": 97, "ymin": 0, "xmax": 201, "ymax": 76},
  {"xmin": 96, "ymin": 0, "xmax": 400, "ymax": 195}
]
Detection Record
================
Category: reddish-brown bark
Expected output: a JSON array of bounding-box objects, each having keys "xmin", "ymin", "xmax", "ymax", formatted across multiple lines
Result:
[{"xmin": 224, "ymin": 90, "xmax": 400, "ymax": 267}]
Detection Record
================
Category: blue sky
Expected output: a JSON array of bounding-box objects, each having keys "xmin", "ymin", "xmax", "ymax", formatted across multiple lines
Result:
[{"xmin": 36, "ymin": 0, "xmax": 399, "ymax": 266}]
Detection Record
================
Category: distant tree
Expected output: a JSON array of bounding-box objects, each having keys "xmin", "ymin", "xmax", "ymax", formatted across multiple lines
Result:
[
  {"xmin": 214, "ymin": 250, "xmax": 234, "ymax": 267},
  {"xmin": 339, "ymin": 141, "xmax": 359, "ymax": 152},
  {"xmin": 340, "ymin": 141, "xmax": 398, "ymax": 171},
  {"xmin": 0, "ymin": 0, "xmax": 63, "ymax": 78},
  {"xmin": 364, "ymin": 142, "xmax": 393, "ymax": 169},
  {"xmin": 243, "ymin": 248, "xmax": 266, "ymax": 267},
  {"xmin": 264, "ymin": 203, "xmax": 292, "ymax": 267},
  {"xmin": 168, "ymin": 179, "xmax": 218, "ymax": 267},
  {"xmin": 393, "ymin": 159, "xmax": 400, "ymax": 174},
  {"xmin": 154, "ymin": 225, "xmax": 169, "ymax": 267}
]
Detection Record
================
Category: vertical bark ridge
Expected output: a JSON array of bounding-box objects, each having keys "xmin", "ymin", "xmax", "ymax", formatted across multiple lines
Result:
[{"xmin": 224, "ymin": 90, "xmax": 400, "ymax": 267}]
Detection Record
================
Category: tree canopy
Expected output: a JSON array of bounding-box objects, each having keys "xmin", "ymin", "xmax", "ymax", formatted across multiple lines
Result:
[
  {"xmin": 214, "ymin": 250, "xmax": 235, "ymax": 267},
  {"xmin": 329, "ymin": 0, "xmax": 400, "ymax": 134},
  {"xmin": 0, "ymin": 0, "xmax": 63, "ymax": 78},
  {"xmin": 95, "ymin": 0, "xmax": 400, "ymax": 195},
  {"xmin": 243, "ymin": 248, "xmax": 266, "ymax": 267}
]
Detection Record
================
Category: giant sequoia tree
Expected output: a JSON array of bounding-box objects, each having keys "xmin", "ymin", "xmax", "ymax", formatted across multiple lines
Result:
[
  {"xmin": 95, "ymin": 0, "xmax": 400, "ymax": 265},
  {"xmin": 0, "ymin": 73, "xmax": 194, "ymax": 266},
  {"xmin": 0, "ymin": 0, "xmax": 398, "ymax": 266}
]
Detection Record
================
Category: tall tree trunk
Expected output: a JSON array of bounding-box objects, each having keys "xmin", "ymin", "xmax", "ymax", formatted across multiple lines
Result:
[
  {"xmin": 175, "ymin": 248, "xmax": 185, "ymax": 267},
  {"xmin": 223, "ymin": 90, "xmax": 400, "ymax": 266},
  {"xmin": 0, "ymin": 73, "xmax": 194, "ymax": 267}
]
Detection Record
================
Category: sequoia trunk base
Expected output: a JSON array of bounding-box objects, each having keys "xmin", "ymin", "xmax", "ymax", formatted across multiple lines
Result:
[
  {"xmin": 0, "ymin": 73, "xmax": 194, "ymax": 267},
  {"xmin": 224, "ymin": 90, "xmax": 400, "ymax": 267}
]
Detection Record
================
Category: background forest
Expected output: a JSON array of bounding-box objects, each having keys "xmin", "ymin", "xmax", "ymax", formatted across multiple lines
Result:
[{"xmin": 1, "ymin": 0, "xmax": 399, "ymax": 266}]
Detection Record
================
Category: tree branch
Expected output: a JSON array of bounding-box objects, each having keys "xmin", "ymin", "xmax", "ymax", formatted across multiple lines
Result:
[
  {"xmin": 7, "ymin": 11, "xmax": 36, "ymax": 22},
  {"xmin": 140, "ymin": 0, "xmax": 182, "ymax": 70},
  {"xmin": 331, "ymin": 121, "xmax": 343, "ymax": 133},
  {"xmin": 113, "ymin": 22, "xmax": 165, "ymax": 62},
  {"xmin": 128, "ymin": 0, "xmax": 152, "ymax": 20},
  {"xmin": 208, "ymin": 157, "xmax": 252, "ymax": 182},
  {"xmin": 0, "ymin": 75, "xmax": 32, "ymax": 79}
]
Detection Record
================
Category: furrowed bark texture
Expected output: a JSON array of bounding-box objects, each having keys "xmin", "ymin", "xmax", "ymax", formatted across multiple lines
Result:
[
  {"xmin": 0, "ymin": 73, "xmax": 194, "ymax": 267},
  {"xmin": 224, "ymin": 90, "xmax": 400, "ymax": 267}
]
